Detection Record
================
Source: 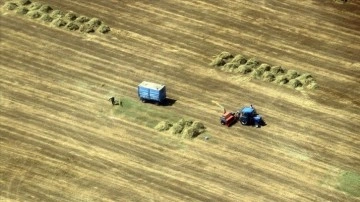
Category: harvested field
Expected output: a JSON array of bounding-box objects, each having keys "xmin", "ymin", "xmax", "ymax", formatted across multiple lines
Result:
[
  {"xmin": 2, "ymin": 0, "xmax": 110, "ymax": 34},
  {"xmin": 1, "ymin": 0, "xmax": 360, "ymax": 201}
]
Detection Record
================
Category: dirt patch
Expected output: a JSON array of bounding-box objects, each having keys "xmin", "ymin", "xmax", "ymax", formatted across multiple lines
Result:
[
  {"xmin": 2, "ymin": 0, "xmax": 111, "ymax": 34},
  {"xmin": 155, "ymin": 119, "xmax": 206, "ymax": 139},
  {"xmin": 210, "ymin": 51, "xmax": 318, "ymax": 90}
]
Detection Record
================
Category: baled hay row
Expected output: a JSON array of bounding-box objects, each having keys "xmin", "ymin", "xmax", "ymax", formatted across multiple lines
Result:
[{"xmin": 155, "ymin": 119, "xmax": 205, "ymax": 139}]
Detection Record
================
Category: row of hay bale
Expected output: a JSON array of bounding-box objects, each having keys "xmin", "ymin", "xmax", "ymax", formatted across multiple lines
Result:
[
  {"xmin": 3, "ymin": 0, "xmax": 111, "ymax": 34},
  {"xmin": 154, "ymin": 119, "xmax": 206, "ymax": 139},
  {"xmin": 210, "ymin": 51, "xmax": 318, "ymax": 89}
]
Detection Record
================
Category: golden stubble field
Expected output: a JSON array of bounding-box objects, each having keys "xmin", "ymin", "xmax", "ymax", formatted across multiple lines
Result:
[{"xmin": 1, "ymin": 0, "xmax": 360, "ymax": 201}]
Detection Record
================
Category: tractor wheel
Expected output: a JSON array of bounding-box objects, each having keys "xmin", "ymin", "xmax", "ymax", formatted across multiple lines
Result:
[
  {"xmin": 221, "ymin": 121, "xmax": 225, "ymax": 125},
  {"xmin": 240, "ymin": 120, "xmax": 247, "ymax": 125}
]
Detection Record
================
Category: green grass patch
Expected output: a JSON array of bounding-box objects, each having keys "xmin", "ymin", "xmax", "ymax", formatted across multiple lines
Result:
[
  {"xmin": 337, "ymin": 171, "xmax": 360, "ymax": 197},
  {"xmin": 112, "ymin": 97, "xmax": 180, "ymax": 128}
]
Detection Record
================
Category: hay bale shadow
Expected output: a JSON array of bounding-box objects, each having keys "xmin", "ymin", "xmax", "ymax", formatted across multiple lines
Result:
[
  {"xmin": 16, "ymin": 6, "xmax": 29, "ymax": 15},
  {"xmin": 3, "ymin": 2, "xmax": 18, "ymax": 10},
  {"xmin": 17, "ymin": 0, "xmax": 32, "ymax": 6}
]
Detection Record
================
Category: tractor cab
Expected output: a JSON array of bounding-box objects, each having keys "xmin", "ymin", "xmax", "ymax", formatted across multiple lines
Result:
[
  {"xmin": 239, "ymin": 106, "xmax": 264, "ymax": 128},
  {"xmin": 220, "ymin": 111, "xmax": 237, "ymax": 127}
]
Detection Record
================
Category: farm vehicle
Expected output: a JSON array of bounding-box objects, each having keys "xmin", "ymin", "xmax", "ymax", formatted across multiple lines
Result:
[
  {"xmin": 213, "ymin": 101, "xmax": 265, "ymax": 128},
  {"xmin": 238, "ymin": 105, "xmax": 266, "ymax": 128},
  {"xmin": 138, "ymin": 81, "xmax": 166, "ymax": 105}
]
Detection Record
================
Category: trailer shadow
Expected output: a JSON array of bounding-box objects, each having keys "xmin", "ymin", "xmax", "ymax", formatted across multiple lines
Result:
[{"xmin": 162, "ymin": 98, "xmax": 177, "ymax": 106}]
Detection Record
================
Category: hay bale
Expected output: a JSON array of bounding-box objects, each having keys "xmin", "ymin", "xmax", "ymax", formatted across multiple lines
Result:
[
  {"xmin": 222, "ymin": 62, "xmax": 239, "ymax": 72},
  {"xmin": 298, "ymin": 73, "xmax": 315, "ymax": 85},
  {"xmin": 75, "ymin": 15, "xmax": 90, "ymax": 23},
  {"xmin": 288, "ymin": 79, "xmax": 303, "ymax": 88},
  {"xmin": 229, "ymin": 54, "xmax": 247, "ymax": 65},
  {"xmin": 234, "ymin": 64, "xmax": 253, "ymax": 74},
  {"xmin": 274, "ymin": 75, "xmax": 289, "ymax": 84},
  {"xmin": 217, "ymin": 51, "xmax": 233, "ymax": 60},
  {"xmin": 39, "ymin": 4, "xmax": 52, "ymax": 13},
  {"xmin": 40, "ymin": 14, "xmax": 53, "ymax": 22},
  {"xmin": 50, "ymin": 10, "xmax": 64, "ymax": 19},
  {"xmin": 251, "ymin": 69, "xmax": 263, "ymax": 79},
  {"xmin": 262, "ymin": 71, "xmax": 275, "ymax": 82},
  {"xmin": 245, "ymin": 57, "xmax": 260, "ymax": 68},
  {"xmin": 286, "ymin": 70, "xmax": 300, "ymax": 80},
  {"xmin": 192, "ymin": 121, "xmax": 205, "ymax": 131},
  {"xmin": 80, "ymin": 18, "xmax": 102, "ymax": 33},
  {"xmin": 66, "ymin": 22, "xmax": 80, "ymax": 31},
  {"xmin": 169, "ymin": 119, "xmax": 186, "ymax": 135},
  {"xmin": 270, "ymin": 66, "xmax": 285, "ymax": 75},
  {"xmin": 307, "ymin": 81, "xmax": 318, "ymax": 89},
  {"xmin": 154, "ymin": 121, "xmax": 172, "ymax": 131},
  {"xmin": 181, "ymin": 121, "xmax": 205, "ymax": 139},
  {"xmin": 257, "ymin": 63, "xmax": 271, "ymax": 72},
  {"xmin": 28, "ymin": 2, "xmax": 42, "ymax": 10},
  {"xmin": 26, "ymin": 10, "xmax": 42, "ymax": 19},
  {"xmin": 17, "ymin": 0, "xmax": 31, "ymax": 6},
  {"xmin": 97, "ymin": 24, "xmax": 111, "ymax": 34},
  {"xmin": 64, "ymin": 12, "xmax": 77, "ymax": 21},
  {"xmin": 52, "ymin": 18, "xmax": 67, "ymax": 27},
  {"xmin": 3, "ymin": 2, "xmax": 18, "ymax": 10},
  {"xmin": 16, "ymin": 6, "xmax": 29, "ymax": 15},
  {"xmin": 181, "ymin": 127, "xmax": 197, "ymax": 139},
  {"xmin": 210, "ymin": 57, "xmax": 226, "ymax": 67}
]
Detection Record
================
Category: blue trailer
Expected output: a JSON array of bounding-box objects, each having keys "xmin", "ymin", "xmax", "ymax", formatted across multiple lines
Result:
[{"xmin": 138, "ymin": 81, "xmax": 166, "ymax": 105}]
